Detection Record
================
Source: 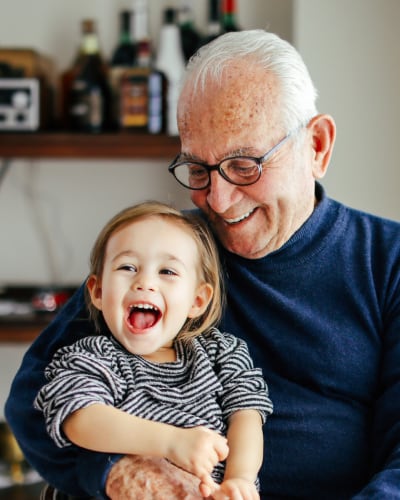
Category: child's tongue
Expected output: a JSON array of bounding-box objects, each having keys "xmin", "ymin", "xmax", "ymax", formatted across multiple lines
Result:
[{"xmin": 129, "ymin": 309, "xmax": 158, "ymax": 329}]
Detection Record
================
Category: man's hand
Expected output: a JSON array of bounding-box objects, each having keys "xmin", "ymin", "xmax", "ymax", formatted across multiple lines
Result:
[{"xmin": 106, "ymin": 455, "xmax": 204, "ymax": 499}]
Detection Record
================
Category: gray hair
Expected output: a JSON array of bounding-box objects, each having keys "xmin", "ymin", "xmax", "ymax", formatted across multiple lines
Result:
[{"xmin": 182, "ymin": 29, "xmax": 318, "ymax": 131}]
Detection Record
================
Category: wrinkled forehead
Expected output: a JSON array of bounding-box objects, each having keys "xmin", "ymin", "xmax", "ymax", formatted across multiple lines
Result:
[{"xmin": 178, "ymin": 62, "xmax": 282, "ymax": 149}]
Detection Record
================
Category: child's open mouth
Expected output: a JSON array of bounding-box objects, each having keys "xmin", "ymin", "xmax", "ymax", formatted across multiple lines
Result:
[{"xmin": 128, "ymin": 304, "xmax": 161, "ymax": 330}]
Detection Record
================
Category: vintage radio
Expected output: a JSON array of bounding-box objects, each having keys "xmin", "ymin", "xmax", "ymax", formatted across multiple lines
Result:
[
  {"xmin": 0, "ymin": 79, "xmax": 40, "ymax": 130},
  {"xmin": 0, "ymin": 49, "xmax": 55, "ymax": 130}
]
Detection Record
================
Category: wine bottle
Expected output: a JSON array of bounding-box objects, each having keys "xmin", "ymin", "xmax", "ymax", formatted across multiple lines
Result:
[
  {"xmin": 202, "ymin": 0, "xmax": 222, "ymax": 45},
  {"xmin": 178, "ymin": 0, "xmax": 201, "ymax": 61},
  {"xmin": 154, "ymin": 7, "xmax": 186, "ymax": 136},
  {"xmin": 221, "ymin": 0, "xmax": 240, "ymax": 32},
  {"xmin": 111, "ymin": 11, "xmax": 136, "ymax": 66},
  {"xmin": 119, "ymin": 0, "xmax": 160, "ymax": 132},
  {"xmin": 68, "ymin": 19, "xmax": 111, "ymax": 132},
  {"xmin": 109, "ymin": 10, "xmax": 137, "ymax": 129}
]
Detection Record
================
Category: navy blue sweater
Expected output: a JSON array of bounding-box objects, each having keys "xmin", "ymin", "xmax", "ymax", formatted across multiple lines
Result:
[{"xmin": 5, "ymin": 183, "xmax": 400, "ymax": 498}]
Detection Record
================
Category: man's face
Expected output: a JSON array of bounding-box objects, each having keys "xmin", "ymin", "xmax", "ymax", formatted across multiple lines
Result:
[{"xmin": 177, "ymin": 63, "xmax": 318, "ymax": 259}]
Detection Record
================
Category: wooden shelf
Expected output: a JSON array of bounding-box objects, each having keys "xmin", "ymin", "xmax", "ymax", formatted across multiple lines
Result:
[
  {"xmin": 0, "ymin": 132, "xmax": 180, "ymax": 160},
  {"xmin": 0, "ymin": 322, "xmax": 47, "ymax": 343}
]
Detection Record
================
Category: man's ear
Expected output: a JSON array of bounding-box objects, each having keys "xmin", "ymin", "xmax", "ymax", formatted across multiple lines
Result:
[
  {"xmin": 307, "ymin": 114, "xmax": 336, "ymax": 179},
  {"xmin": 86, "ymin": 275, "xmax": 103, "ymax": 311},
  {"xmin": 188, "ymin": 283, "xmax": 214, "ymax": 319}
]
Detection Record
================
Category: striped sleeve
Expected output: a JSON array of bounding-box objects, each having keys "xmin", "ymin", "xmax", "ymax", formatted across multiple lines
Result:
[
  {"xmin": 34, "ymin": 336, "xmax": 127, "ymax": 448},
  {"xmin": 199, "ymin": 329, "xmax": 273, "ymax": 423}
]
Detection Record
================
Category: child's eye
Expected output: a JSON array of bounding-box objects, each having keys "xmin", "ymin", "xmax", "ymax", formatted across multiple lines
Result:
[
  {"xmin": 160, "ymin": 268, "xmax": 177, "ymax": 276},
  {"xmin": 118, "ymin": 264, "xmax": 137, "ymax": 272}
]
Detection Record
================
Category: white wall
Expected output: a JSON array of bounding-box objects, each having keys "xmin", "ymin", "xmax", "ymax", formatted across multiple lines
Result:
[{"xmin": 294, "ymin": 0, "xmax": 400, "ymax": 221}]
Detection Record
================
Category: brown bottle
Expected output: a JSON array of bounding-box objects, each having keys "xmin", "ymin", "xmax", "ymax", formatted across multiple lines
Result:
[{"xmin": 67, "ymin": 19, "xmax": 111, "ymax": 132}]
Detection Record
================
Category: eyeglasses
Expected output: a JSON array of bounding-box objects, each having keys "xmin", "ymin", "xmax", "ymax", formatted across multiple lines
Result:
[{"xmin": 168, "ymin": 129, "xmax": 297, "ymax": 191}]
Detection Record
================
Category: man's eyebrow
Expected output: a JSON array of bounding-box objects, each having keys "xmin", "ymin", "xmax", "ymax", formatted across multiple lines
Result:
[{"xmin": 178, "ymin": 147, "xmax": 257, "ymax": 163}]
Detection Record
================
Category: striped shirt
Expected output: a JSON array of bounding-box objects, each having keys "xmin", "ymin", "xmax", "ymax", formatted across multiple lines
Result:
[{"xmin": 35, "ymin": 327, "xmax": 273, "ymax": 484}]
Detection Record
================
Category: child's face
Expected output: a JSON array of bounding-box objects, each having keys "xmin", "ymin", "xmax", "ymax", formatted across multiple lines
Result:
[{"xmin": 87, "ymin": 216, "xmax": 212, "ymax": 362}]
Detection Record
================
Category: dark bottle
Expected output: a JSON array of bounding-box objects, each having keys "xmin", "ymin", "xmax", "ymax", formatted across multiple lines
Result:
[
  {"xmin": 109, "ymin": 10, "xmax": 137, "ymax": 129},
  {"xmin": 111, "ymin": 11, "xmax": 136, "ymax": 66},
  {"xmin": 68, "ymin": 19, "xmax": 111, "ymax": 132},
  {"xmin": 178, "ymin": 0, "xmax": 201, "ymax": 61},
  {"xmin": 221, "ymin": 0, "xmax": 240, "ymax": 32},
  {"xmin": 202, "ymin": 0, "xmax": 222, "ymax": 44}
]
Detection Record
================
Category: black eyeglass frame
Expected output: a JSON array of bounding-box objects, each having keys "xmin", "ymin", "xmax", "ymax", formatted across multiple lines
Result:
[{"xmin": 168, "ymin": 129, "xmax": 299, "ymax": 191}]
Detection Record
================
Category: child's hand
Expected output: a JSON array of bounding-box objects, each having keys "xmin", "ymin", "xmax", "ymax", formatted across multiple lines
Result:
[
  {"xmin": 210, "ymin": 477, "xmax": 259, "ymax": 500},
  {"xmin": 166, "ymin": 426, "xmax": 228, "ymax": 493}
]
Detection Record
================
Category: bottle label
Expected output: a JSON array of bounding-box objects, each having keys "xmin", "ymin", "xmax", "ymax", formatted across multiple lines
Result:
[{"xmin": 120, "ymin": 70, "xmax": 149, "ymax": 128}]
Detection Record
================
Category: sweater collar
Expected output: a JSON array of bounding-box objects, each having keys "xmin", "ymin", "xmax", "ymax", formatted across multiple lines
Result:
[{"xmin": 219, "ymin": 182, "xmax": 344, "ymax": 270}]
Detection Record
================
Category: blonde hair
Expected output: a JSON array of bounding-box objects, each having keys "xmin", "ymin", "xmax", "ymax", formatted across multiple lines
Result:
[{"xmin": 85, "ymin": 201, "xmax": 224, "ymax": 340}]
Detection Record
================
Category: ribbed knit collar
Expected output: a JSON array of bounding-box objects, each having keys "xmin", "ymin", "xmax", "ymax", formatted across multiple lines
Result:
[{"xmin": 219, "ymin": 182, "xmax": 346, "ymax": 272}]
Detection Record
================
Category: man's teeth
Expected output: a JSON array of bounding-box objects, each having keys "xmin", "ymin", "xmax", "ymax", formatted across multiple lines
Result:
[{"xmin": 224, "ymin": 209, "xmax": 254, "ymax": 224}]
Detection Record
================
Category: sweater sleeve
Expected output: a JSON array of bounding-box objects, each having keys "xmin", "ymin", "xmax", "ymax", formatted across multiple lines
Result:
[
  {"xmin": 34, "ymin": 336, "xmax": 127, "ymax": 448},
  {"xmin": 4, "ymin": 284, "xmax": 120, "ymax": 499},
  {"xmin": 201, "ymin": 328, "xmax": 273, "ymax": 422},
  {"xmin": 352, "ymin": 278, "xmax": 400, "ymax": 499}
]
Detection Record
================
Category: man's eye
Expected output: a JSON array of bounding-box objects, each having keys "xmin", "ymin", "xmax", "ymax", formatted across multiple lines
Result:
[
  {"xmin": 188, "ymin": 165, "xmax": 208, "ymax": 179},
  {"xmin": 225, "ymin": 161, "xmax": 259, "ymax": 178}
]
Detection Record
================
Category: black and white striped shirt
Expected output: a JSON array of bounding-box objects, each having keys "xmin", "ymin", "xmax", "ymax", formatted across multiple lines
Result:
[{"xmin": 35, "ymin": 327, "xmax": 273, "ymax": 484}]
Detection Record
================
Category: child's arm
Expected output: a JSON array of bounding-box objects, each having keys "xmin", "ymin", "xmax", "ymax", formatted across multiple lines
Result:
[
  {"xmin": 63, "ymin": 403, "xmax": 228, "ymax": 490},
  {"xmin": 207, "ymin": 409, "xmax": 263, "ymax": 500}
]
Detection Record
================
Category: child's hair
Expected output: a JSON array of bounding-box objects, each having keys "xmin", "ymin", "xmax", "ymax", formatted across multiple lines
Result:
[{"xmin": 85, "ymin": 201, "xmax": 224, "ymax": 339}]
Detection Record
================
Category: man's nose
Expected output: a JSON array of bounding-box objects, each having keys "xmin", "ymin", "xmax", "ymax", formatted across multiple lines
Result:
[{"xmin": 206, "ymin": 171, "xmax": 241, "ymax": 213}]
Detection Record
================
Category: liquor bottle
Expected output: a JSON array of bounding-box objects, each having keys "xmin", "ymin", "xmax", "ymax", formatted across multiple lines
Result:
[
  {"xmin": 111, "ymin": 10, "xmax": 136, "ymax": 66},
  {"xmin": 221, "ymin": 0, "xmax": 240, "ymax": 32},
  {"xmin": 119, "ymin": 0, "xmax": 164, "ymax": 132},
  {"xmin": 202, "ymin": 0, "xmax": 222, "ymax": 45},
  {"xmin": 68, "ymin": 19, "xmax": 111, "ymax": 132},
  {"xmin": 154, "ymin": 7, "xmax": 186, "ymax": 136},
  {"xmin": 178, "ymin": 0, "xmax": 201, "ymax": 61},
  {"xmin": 109, "ymin": 10, "xmax": 136, "ymax": 129}
]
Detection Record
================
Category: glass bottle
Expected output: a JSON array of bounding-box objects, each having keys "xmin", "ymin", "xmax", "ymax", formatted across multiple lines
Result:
[
  {"xmin": 119, "ymin": 0, "xmax": 162, "ymax": 132},
  {"xmin": 111, "ymin": 10, "xmax": 136, "ymax": 67},
  {"xmin": 68, "ymin": 19, "xmax": 111, "ymax": 132},
  {"xmin": 202, "ymin": 0, "xmax": 222, "ymax": 45},
  {"xmin": 221, "ymin": 0, "xmax": 240, "ymax": 32},
  {"xmin": 178, "ymin": 0, "xmax": 201, "ymax": 61},
  {"xmin": 154, "ymin": 7, "xmax": 186, "ymax": 136},
  {"xmin": 109, "ymin": 10, "xmax": 137, "ymax": 128}
]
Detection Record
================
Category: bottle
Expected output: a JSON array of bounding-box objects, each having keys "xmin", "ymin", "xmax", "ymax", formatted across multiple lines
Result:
[
  {"xmin": 68, "ymin": 19, "xmax": 111, "ymax": 132},
  {"xmin": 109, "ymin": 10, "xmax": 137, "ymax": 129},
  {"xmin": 119, "ymin": 0, "xmax": 163, "ymax": 132},
  {"xmin": 154, "ymin": 7, "xmax": 186, "ymax": 136},
  {"xmin": 178, "ymin": 0, "xmax": 201, "ymax": 61},
  {"xmin": 202, "ymin": 0, "xmax": 222, "ymax": 44},
  {"xmin": 221, "ymin": 0, "xmax": 240, "ymax": 32},
  {"xmin": 111, "ymin": 10, "xmax": 136, "ymax": 67}
]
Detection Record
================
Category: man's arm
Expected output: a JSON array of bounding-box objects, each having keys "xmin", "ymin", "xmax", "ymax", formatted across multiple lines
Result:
[
  {"xmin": 351, "ymin": 300, "xmax": 400, "ymax": 499},
  {"xmin": 4, "ymin": 284, "xmax": 118, "ymax": 498}
]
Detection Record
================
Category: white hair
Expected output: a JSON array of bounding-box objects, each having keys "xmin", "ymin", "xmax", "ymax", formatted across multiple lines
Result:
[{"xmin": 182, "ymin": 30, "xmax": 318, "ymax": 131}]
